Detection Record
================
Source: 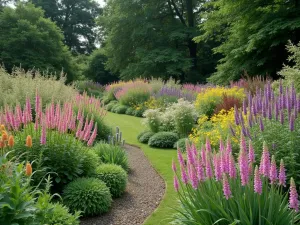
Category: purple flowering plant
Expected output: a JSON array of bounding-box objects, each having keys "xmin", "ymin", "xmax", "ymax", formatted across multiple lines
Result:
[{"xmin": 172, "ymin": 136, "xmax": 300, "ymax": 224}]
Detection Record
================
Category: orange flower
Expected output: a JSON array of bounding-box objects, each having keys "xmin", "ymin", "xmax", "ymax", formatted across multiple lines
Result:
[
  {"xmin": 0, "ymin": 125, "xmax": 5, "ymax": 131},
  {"xmin": 2, "ymin": 132, "xmax": 8, "ymax": 141},
  {"xmin": 26, "ymin": 135, "xmax": 32, "ymax": 148},
  {"xmin": 25, "ymin": 162, "xmax": 32, "ymax": 176},
  {"xmin": 8, "ymin": 135, "xmax": 14, "ymax": 147}
]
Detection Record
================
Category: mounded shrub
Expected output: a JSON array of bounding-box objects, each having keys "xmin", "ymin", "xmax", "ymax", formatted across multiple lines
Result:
[
  {"xmin": 134, "ymin": 108, "xmax": 145, "ymax": 117},
  {"xmin": 174, "ymin": 138, "xmax": 192, "ymax": 153},
  {"xmin": 111, "ymin": 104, "xmax": 121, "ymax": 113},
  {"xmin": 125, "ymin": 107, "xmax": 134, "ymax": 115},
  {"xmin": 92, "ymin": 143, "xmax": 129, "ymax": 172},
  {"xmin": 138, "ymin": 131, "xmax": 155, "ymax": 144},
  {"xmin": 94, "ymin": 164, "xmax": 128, "ymax": 198},
  {"xmin": 106, "ymin": 100, "xmax": 118, "ymax": 111},
  {"xmin": 114, "ymin": 105, "xmax": 128, "ymax": 114},
  {"xmin": 63, "ymin": 178, "xmax": 112, "ymax": 216},
  {"xmin": 148, "ymin": 132, "xmax": 178, "ymax": 148}
]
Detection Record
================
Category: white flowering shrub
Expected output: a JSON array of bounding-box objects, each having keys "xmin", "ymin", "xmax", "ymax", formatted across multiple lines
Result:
[{"xmin": 143, "ymin": 109, "xmax": 161, "ymax": 132}]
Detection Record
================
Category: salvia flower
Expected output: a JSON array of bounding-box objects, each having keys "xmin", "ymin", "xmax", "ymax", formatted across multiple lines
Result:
[
  {"xmin": 222, "ymin": 174, "xmax": 231, "ymax": 200},
  {"xmin": 279, "ymin": 159, "xmax": 286, "ymax": 187},
  {"xmin": 289, "ymin": 178, "xmax": 299, "ymax": 212},
  {"xmin": 269, "ymin": 155, "xmax": 277, "ymax": 184}
]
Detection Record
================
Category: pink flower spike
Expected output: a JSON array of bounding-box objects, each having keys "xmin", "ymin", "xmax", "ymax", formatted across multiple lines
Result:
[
  {"xmin": 279, "ymin": 159, "xmax": 286, "ymax": 187},
  {"xmin": 248, "ymin": 140, "xmax": 255, "ymax": 163},
  {"xmin": 229, "ymin": 153, "xmax": 237, "ymax": 179},
  {"xmin": 222, "ymin": 174, "xmax": 231, "ymax": 200},
  {"xmin": 87, "ymin": 124, "xmax": 97, "ymax": 146},
  {"xmin": 269, "ymin": 155, "xmax": 277, "ymax": 184},
  {"xmin": 187, "ymin": 142, "xmax": 196, "ymax": 166},
  {"xmin": 239, "ymin": 146, "xmax": 249, "ymax": 186},
  {"xmin": 205, "ymin": 151, "xmax": 213, "ymax": 179},
  {"xmin": 219, "ymin": 138, "xmax": 224, "ymax": 152},
  {"xmin": 240, "ymin": 133, "xmax": 247, "ymax": 153},
  {"xmin": 172, "ymin": 159, "xmax": 177, "ymax": 172},
  {"xmin": 40, "ymin": 124, "xmax": 47, "ymax": 145},
  {"xmin": 213, "ymin": 153, "xmax": 222, "ymax": 181},
  {"xmin": 177, "ymin": 148, "xmax": 185, "ymax": 167},
  {"xmin": 289, "ymin": 178, "xmax": 299, "ymax": 212},
  {"xmin": 196, "ymin": 159, "xmax": 204, "ymax": 182},
  {"xmin": 188, "ymin": 164, "xmax": 198, "ymax": 189},
  {"xmin": 254, "ymin": 166, "xmax": 262, "ymax": 195},
  {"xmin": 206, "ymin": 137, "xmax": 211, "ymax": 152},
  {"xmin": 259, "ymin": 142, "xmax": 270, "ymax": 177},
  {"xmin": 201, "ymin": 146, "xmax": 206, "ymax": 167},
  {"xmin": 174, "ymin": 176, "xmax": 179, "ymax": 192},
  {"xmin": 180, "ymin": 165, "xmax": 188, "ymax": 184}
]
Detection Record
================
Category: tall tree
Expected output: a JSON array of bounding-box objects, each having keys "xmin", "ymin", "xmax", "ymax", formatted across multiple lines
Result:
[
  {"xmin": 198, "ymin": 0, "xmax": 300, "ymax": 84},
  {"xmin": 99, "ymin": 0, "xmax": 219, "ymax": 82},
  {"xmin": 0, "ymin": 3, "xmax": 77, "ymax": 81},
  {"xmin": 31, "ymin": 0, "xmax": 101, "ymax": 54}
]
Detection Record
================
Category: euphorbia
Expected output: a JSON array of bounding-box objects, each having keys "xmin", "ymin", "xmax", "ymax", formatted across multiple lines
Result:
[{"xmin": 173, "ymin": 136, "xmax": 300, "ymax": 225}]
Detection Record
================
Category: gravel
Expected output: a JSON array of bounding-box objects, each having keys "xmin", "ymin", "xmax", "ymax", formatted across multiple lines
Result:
[{"xmin": 80, "ymin": 144, "xmax": 166, "ymax": 225}]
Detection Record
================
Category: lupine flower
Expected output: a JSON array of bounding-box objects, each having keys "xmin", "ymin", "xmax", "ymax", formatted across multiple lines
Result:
[
  {"xmin": 269, "ymin": 155, "xmax": 277, "ymax": 184},
  {"xmin": 229, "ymin": 153, "xmax": 236, "ymax": 179},
  {"xmin": 8, "ymin": 135, "xmax": 14, "ymax": 147},
  {"xmin": 239, "ymin": 145, "xmax": 249, "ymax": 186},
  {"xmin": 172, "ymin": 159, "xmax": 177, "ymax": 172},
  {"xmin": 205, "ymin": 151, "xmax": 213, "ymax": 179},
  {"xmin": 222, "ymin": 174, "xmax": 231, "ymax": 200},
  {"xmin": 259, "ymin": 117, "xmax": 264, "ymax": 131},
  {"xmin": 174, "ymin": 176, "xmax": 179, "ymax": 192},
  {"xmin": 177, "ymin": 148, "xmax": 185, "ymax": 167},
  {"xmin": 248, "ymin": 140, "xmax": 255, "ymax": 163},
  {"xmin": 259, "ymin": 142, "xmax": 270, "ymax": 177},
  {"xmin": 26, "ymin": 162, "xmax": 32, "ymax": 176},
  {"xmin": 26, "ymin": 135, "xmax": 32, "ymax": 148},
  {"xmin": 180, "ymin": 165, "xmax": 188, "ymax": 184},
  {"xmin": 289, "ymin": 178, "xmax": 299, "ymax": 212},
  {"xmin": 289, "ymin": 113, "xmax": 295, "ymax": 131},
  {"xmin": 279, "ymin": 159, "xmax": 286, "ymax": 187}
]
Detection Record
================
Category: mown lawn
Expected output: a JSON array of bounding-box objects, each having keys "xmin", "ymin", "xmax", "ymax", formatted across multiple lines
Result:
[{"xmin": 105, "ymin": 112, "xmax": 178, "ymax": 225}]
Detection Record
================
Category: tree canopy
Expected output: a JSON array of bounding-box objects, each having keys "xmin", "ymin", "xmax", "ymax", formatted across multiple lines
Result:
[
  {"xmin": 99, "ymin": 0, "xmax": 219, "ymax": 82},
  {"xmin": 197, "ymin": 0, "xmax": 300, "ymax": 84},
  {"xmin": 0, "ymin": 3, "xmax": 77, "ymax": 81},
  {"xmin": 31, "ymin": 0, "xmax": 101, "ymax": 54}
]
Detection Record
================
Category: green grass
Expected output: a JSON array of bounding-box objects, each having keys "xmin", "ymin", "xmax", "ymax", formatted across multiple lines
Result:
[{"xmin": 105, "ymin": 112, "xmax": 178, "ymax": 225}]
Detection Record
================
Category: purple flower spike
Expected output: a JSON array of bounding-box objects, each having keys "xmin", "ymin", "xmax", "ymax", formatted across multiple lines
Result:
[
  {"xmin": 188, "ymin": 164, "xmax": 198, "ymax": 189},
  {"xmin": 234, "ymin": 105, "xmax": 240, "ymax": 125},
  {"xmin": 177, "ymin": 148, "xmax": 185, "ymax": 167},
  {"xmin": 196, "ymin": 159, "xmax": 205, "ymax": 181},
  {"xmin": 174, "ymin": 176, "xmax": 179, "ymax": 192},
  {"xmin": 259, "ymin": 117, "xmax": 264, "ymax": 131},
  {"xmin": 269, "ymin": 155, "xmax": 277, "ymax": 184},
  {"xmin": 279, "ymin": 159, "xmax": 286, "ymax": 187},
  {"xmin": 222, "ymin": 174, "xmax": 231, "ymax": 200},
  {"xmin": 289, "ymin": 178, "xmax": 299, "ymax": 212},
  {"xmin": 254, "ymin": 166, "xmax": 262, "ymax": 195},
  {"xmin": 290, "ymin": 113, "xmax": 295, "ymax": 132},
  {"xmin": 180, "ymin": 165, "xmax": 188, "ymax": 184}
]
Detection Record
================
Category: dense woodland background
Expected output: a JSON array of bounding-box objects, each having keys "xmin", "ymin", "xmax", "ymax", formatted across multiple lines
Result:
[{"xmin": 0, "ymin": 0, "xmax": 300, "ymax": 84}]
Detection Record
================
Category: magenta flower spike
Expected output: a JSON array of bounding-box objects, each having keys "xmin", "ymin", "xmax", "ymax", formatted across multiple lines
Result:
[
  {"xmin": 213, "ymin": 153, "xmax": 222, "ymax": 181},
  {"xmin": 188, "ymin": 164, "xmax": 198, "ymax": 189},
  {"xmin": 180, "ymin": 165, "xmax": 188, "ymax": 184},
  {"xmin": 279, "ymin": 159, "xmax": 286, "ymax": 187},
  {"xmin": 222, "ymin": 174, "xmax": 231, "ymax": 200},
  {"xmin": 248, "ymin": 140, "xmax": 255, "ymax": 163},
  {"xmin": 229, "ymin": 153, "xmax": 237, "ymax": 179},
  {"xmin": 240, "ymin": 133, "xmax": 247, "ymax": 153},
  {"xmin": 239, "ymin": 146, "xmax": 249, "ymax": 186},
  {"xmin": 196, "ymin": 159, "xmax": 205, "ymax": 182},
  {"xmin": 172, "ymin": 159, "xmax": 177, "ymax": 172},
  {"xmin": 25, "ymin": 97, "xmax": 32, "ymax": 122},
  {"xmin": 260, "ymin": 142, "xmax": 270, "ymax": 177},
  {"xmin": 40, "ymin": 123, "xmax": 47, "ymax": 145},
  {"xmin": 269, "ymin": 155, "xmax": 277, "ymax": 184},
  {"xmin": 205, "ymin": 151, "xmax": 213, "ymax": 179},
  {"xmin": 177, "ymin": 148, "xmax": 185, "ymax": 167},
  {"xmin": 289, "ymin": 178, "xmax": 299, "ymax": 212},
  {"xmin": 254, "ymin": 166, "xmax": 262, "ymax": 195},
  {"xmin": 87, "ymin": 124, "xmax": 97, "ymax": 146},
  {"xmin": 173, "ymin": 176, "xmax": 179, "ymax": 192},
  {"xmin": 187, "ymin": 142, "xmax": 196, "ymax": 166},
  {"xmin": 205, "ymin": 137, "xmax": 211, "ymax": 152},
  {"xmin": 201, "ymin": 146, "xmax": 206, "ymax": 167}
]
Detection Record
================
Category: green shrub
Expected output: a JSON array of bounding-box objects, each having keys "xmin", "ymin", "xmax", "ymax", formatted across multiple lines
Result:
[
  {"xmin": 102, "ymin": 96, "xmax": 111, "ymax": 105},
  {"xmin": 12, "ymin": 131, "xmax": 98, "ymax": 193},
  {"xmin": 119, "ymin": 89, "xmax": 150, "ymax": 107},
  {"xmin": 106, "ymin": 100, "xmax": 118, "ymax": 111},
  {"xmin": 143, "ymin": 109, "xmax": 161, "ymax": 132},
  {"xmin": 36, "ymin": 193, "xmax": 80, "ymax": 225},
  {"xmin": 138, "ymin": 131, "xmax": 155, "ymax": 144},
  {"xmin": 93, "ymin": 143, "xmax": 129, "ymax": 172},
  {"xmin": 111, "ymin": 104, "xmax": 121, "ymax": 113},
  {"xmin": 125, "ymin": 107, "xmax": 135, "ymax": 115},
  {"xmin": 174, "ymin": 138, "xmax": 191, "ymax": 153},
  {"xmin": 148, "ymin": 132, "xmax": 178, "ymax": 148},
  {"xmin": 63, "ymin": 178, "xmax": 112, "ymax": 216},
  {"xmin": 115, "ymin": 105, "xmax": 128, "ymax": 114},
  {"xmin": 134, "ymin": 108, "xmax": 145, "ymax": 117},
  {"xmin": 94, "ymin": 164, "xmax": 128, "ymax": 198}
]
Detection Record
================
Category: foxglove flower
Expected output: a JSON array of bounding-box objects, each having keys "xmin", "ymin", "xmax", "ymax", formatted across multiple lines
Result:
[
  {"xmin": 289, "ymin": 178, "xmax": 299, "ymax": 212},
  {"xmin": 222, "ymin": 174, "xmax": 231, "ymax": 200},
  {"xmin": 279, "ymin": 159, "xmax": 286, "ymax": 187}
]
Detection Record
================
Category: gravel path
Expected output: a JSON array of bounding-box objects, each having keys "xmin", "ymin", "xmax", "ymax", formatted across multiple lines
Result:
[{"xmin": 80, "ymin": 144, "xmax": 165, "ymax": 225}]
